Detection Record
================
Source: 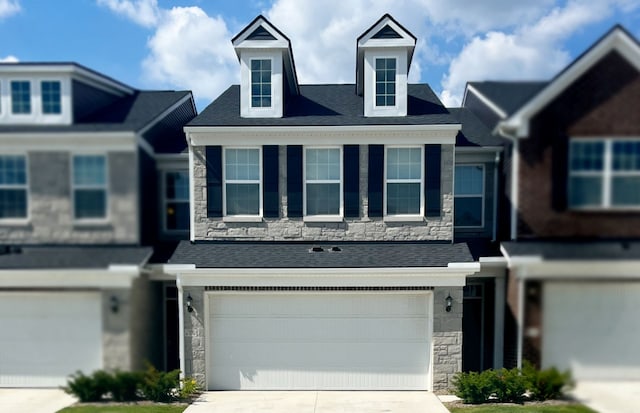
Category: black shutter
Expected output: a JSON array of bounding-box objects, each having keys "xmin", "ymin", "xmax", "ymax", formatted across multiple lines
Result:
[
  {"xmin": 206, "ymin": 146, "xmax": 223, "ymax": 217},
  {"xmin": 287, "ymin": 145, "xmax": 303, "ymax": 217},
  {"xmin": 263, "ymin": 145, "xmax": 279, "ymax": 218},
  {"xmin": 368, "ymin": 145, "xmax": 384, "ymax": 217},
  {"xmin": 425, "ymin": 144, "xmax": 441, "ymax": 217},
  {"xmin": 344, "ymin": 145, "xmax": 360, "ymax": 218}
]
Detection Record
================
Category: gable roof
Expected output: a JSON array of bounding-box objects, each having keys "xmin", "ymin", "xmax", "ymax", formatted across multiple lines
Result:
[
  {"xmin": 464, "ymin": 81, "xmax": 547, "ymax": 119},
  {"xmin": 448, "ymin": 107, "xmax": 505, "ymax": 147},
  {"xmin": 498, "ymin": 25, "xmax": 640, "ymax": 138},
  {"xmin": 187, "ymin": 83, "xmax": 457, "ymax": 127}
]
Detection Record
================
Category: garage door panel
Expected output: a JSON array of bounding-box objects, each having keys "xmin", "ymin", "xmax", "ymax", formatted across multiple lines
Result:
[{"xmin": 207, "ymin": 293, "xmax": 431, "ymax": 390}]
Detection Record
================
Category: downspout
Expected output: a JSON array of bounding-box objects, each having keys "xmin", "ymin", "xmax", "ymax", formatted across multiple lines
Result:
[
  {"xmin": 177, "ymin": 275, "xmax": 186, "ymax": 381},
  {"xmin": 510, "ymin": 139, "xmax": 519, "ymax": 241},
  {"xmin": 492, "ymin": 150, "xmax": 500, "ymax": 241},
  {"xmin": 187, "ymin": 137, "xmax": 196, "ymax": 243}
]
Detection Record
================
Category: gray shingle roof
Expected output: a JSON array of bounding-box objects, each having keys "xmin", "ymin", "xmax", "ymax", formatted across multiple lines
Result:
[
  {"xmin": 188, "ymin": 84, "xmax": 457, "ymax": 127},
  {"xmin": 448, "ymin": 107, "xmax": 504, "ymax": 147},
  {"xmin": 0, "ymin": 246, "xmax": 152, "ymax": 269},
  {"xmin": 468, "ymin": 81, "xmax": 547, "ymax": 116},
  {"xmin": 502, "ymin": 240, "xmax": 640, "ymax": 260},
  {"xmin": 0, "ymin": 90, "xmax": 191, "ymax": 134},
  {"xmin": 170, "ymin": 241, "xmax": 474, "ymax": 268}
]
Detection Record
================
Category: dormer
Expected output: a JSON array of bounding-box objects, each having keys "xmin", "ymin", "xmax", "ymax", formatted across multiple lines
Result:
[
  {"xmin": 356, "ymin": 14, "xmax": 416, "ymax": 117},
  {"xmin": 232, "ymin": 16, "xmax": 299, "ymax": 118}
]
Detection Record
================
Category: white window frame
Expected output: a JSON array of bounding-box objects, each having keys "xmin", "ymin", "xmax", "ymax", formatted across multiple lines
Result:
[
  {"xmin": 454, "ymin": 164, "xmax": 485, "ymax": 228},
  {"xmin": 569, "ymin": 138, "xmax": 640, "ymax": 210},
  {"xmin": 40, "ymin": 80, "xmax": 62, "ymax": 115},
  {"xmin": 10, "ymin": 79, "xmax": 32, "ymax": 115},
  {"xmin": 249, "ymin": 58, "xmax": 273, "ymax": 109},
  {"xmin": 374, "ymin": 57, "xmax": 397, "ymax": 109},
  {"xmin": 162, "ymin": 170, "xmax": 190, "ymax": 233},
  {"xmin": 384, "ymin": 145, "xmax": 424, "ymax": 221},
  {"xmin": 303, "ymin": 146, "xmax": 343, "ymax": 222},
  {"xmin": 71, "ymin": 153, "xmax": 109, "ymax": 223},
  {"xmin": 0, "ymin": 153, "xmax": 29, "ymax": 223},
  {"xmin": 222, "ymin": 146, "xmax": 263, "ymax": 221}
]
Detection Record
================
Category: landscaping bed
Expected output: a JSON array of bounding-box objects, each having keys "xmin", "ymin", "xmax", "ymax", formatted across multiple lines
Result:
[{"xmin": 446, "ymin": 401, "xmax": 596, "ymax": 413}]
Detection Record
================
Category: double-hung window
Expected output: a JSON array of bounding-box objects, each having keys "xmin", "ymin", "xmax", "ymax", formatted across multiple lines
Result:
[
  {"xmin": 385, "ymin": 146, "xmax": 423, "ymax": 216},
  {"xmin": 41, "ymin": 81, "xmax": 61, "ymax": 114},
  {"xmin": 73, "ymin": 155, "xmax": 107, "ymax": 220},
  {"xmin": 454, "ymin": 165, "xmax": 484, "ymax": 227},
  {"xmin": 305, "ymin": 147, "xmax": 342, "ymax": 218},
  {"xmin": 569, "ymin": 139, "xmax": 640, "ymax": 208},
  {"xmin": 375, "ymin": 58, "xmax": 396, "ymax": 107},
  {"xmin": 164, "ymin": 171, "xmax": 189, "ymax": 231},
  {"xmin": 251, "ymin": 59, "xmax": 271, "ymax": 108},
  {"xmin": 224, "ymin": 148, "xmax": 261, "ymax": 217},
  {"xmin": 11, "ymin": 81, "xmax": 31, "ymax": 114},
  {"xmin": 0, "ymin": 155, "xmax": 28, "ymax": 219}
]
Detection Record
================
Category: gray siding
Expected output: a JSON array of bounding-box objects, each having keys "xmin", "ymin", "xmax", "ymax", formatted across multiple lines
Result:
[
  {"xmin": 142, "ymin": 98, "xmax": 195, "ymax": 154},
  {"xmin": 72, "ymin": 79, "xmax": 122, "ymax": 122}
]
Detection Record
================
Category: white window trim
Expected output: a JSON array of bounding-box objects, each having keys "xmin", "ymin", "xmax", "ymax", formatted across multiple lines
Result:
[
  {"xmin": 40, "ymin": 79, "xmax": 62, "ymax": 115},
  {"xmin": 0, "ymin": 152, "xmax": 29, "ymax": 224},
  {"xmin": 383, "ymin": 145, "xmax": 425, "ymax": 220},
  {"xmin": 374, "ymin": 57, "xmax": 398, "ymax": 110},
  {"xmin": 222, "ymin": 146, "xmax": 263, "ymax": 220},
  {"xmin": 71, "ymin": 153, "xmax": 110, "ymax": 224},
  {"xmin": 162, "ymin": 170, "xmax": 190, "ymax": 233},
  {"xmin": 10, "ymin": 79, "xmax": 32, "ymax": 116},
  {"xmin": 454, "ymin": 163, "xmax": 485, "ymax": 229},
  {"xmin": 249, "ymin": 58, "xmax": 273, "ymax": 109},
  {"xmin": 303, "ymin": 146, "xmax": 344, "ymax": 222},
  {"xmin": 569, "ymin": 138, "xmax": 640, "ymax": 211}
]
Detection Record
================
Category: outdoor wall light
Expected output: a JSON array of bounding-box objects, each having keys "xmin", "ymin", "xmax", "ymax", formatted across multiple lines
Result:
[
  {"xmin": 186, "ymin": 293, "xmax": 194, "ymax": 313},
  {"xmin": 445, "ymin": 293, "xmax": 453, "ymax": 313},
  {"xmin": 110, "ymin": 295, "xmax": 119, "ymax": 314}
]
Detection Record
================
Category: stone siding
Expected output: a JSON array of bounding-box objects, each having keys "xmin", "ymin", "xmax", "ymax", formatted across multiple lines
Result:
[
  {"xmin": 432, "ymin": 287, "xmax": 463, "ymax": 391},
  {"xmin": 183, "ymin": 286, "xmax": 206, "ymax": 387}
]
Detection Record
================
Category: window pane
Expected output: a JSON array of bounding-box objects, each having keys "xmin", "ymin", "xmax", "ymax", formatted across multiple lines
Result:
[
  {"xmin": 75, "ymin": 189, "xmax": 106, "ymax": 219},
  {"xmin": 42, "ymin": 81, "xmax": 61, "ymax": 114},
  {"xmin": 251, "ymin": 59, "xmax": 271, "ymax": 108},
  {"xmin": 387, "ymin": 182, "xmax": 420, "ymax": 214},
  {"xmin": 0, "ymin": 155, "xmax": 27, "ymax": 185},
  {"xmin": 225, "ymin": 148, "xmax": 259, "ymax": 181},
  {"xmin": 166, "ymin": 202, "xmax": 189, "ymax": 230},
  {"xmin": 226, "ymin": 183, "xmax": 260, "ymax": 215},
  {"xmin": 387, "ymin": 148, "xmax": 421, "ymax": 180},
  {"xmin": 613, "ymin": 141, "xmax": 640, "ymax": 171},
  {"xmin": 375, "ymin": 58, "xmax": 396, "ymax": 107},
  {"xmin": 570, "ymin": 141, "xmax": 604, "ymax": 171},
  {"xmin": 455, "ymin": 165, "xmax": 483, "ymax": 195},
  {"xmin": 11, "ymin": 81, "xmax": 31, "ymax": 114},
  {"xmin": 0, "ymin": 189, "xmax": 27, "ymax": 218},
  {"xmin": 73, "ymin": 155, "xmax": 106, "ymax": 186},
  {"xmin": 306, "ymin": 148, "xmax": 340, "ymax": 181},
  {"xmin": 612, "ymin": 176, "xmax": 640, "ymax": 206},
  {"xmin": 455, "ymin": 197, "xmax": 483, "ymax": 227},
  {"xmin": 166, "ymin": 171, "xmax": 189, "ymax": 200},
  {"xmin": 306, "ymin": 183, "xmax": 340, "ymax": 215},
  {"xmin": 569, "ymin": 176, "xmax": 602, "ymax": 207}
]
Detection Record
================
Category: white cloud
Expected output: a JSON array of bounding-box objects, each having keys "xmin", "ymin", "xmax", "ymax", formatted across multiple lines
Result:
[
  {"xmin": 97, "ymin": 0, "xmax": 159, "ymax": 28},
  {"xmin": 0, "ymin": 55, "xmax": 18, "ymax": 62},
  {"xmin": 0, "ymin": 0, "xmax": 20, "ymax": 19}
]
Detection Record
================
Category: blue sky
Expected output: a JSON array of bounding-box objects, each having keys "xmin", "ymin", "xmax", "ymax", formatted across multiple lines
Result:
[{"xmin": 1, "ymin": 0, "xmax": 639, "ymax": 109}]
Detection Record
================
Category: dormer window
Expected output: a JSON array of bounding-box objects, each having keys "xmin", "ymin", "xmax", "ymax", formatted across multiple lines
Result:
[
  {"xmin": 41, "ymin": 81, "xmax": 61, "ymax": 114},
  {"xmin": 375, "ymin": 58, "xmax": 396, "ymax": 107},
  {"xmin": 251, "ymin": 59, "xmax": 272, "ymax": 108},
  {"xmin": 11, "ymin": 81, "xmax": 31, "ymax": 114}
]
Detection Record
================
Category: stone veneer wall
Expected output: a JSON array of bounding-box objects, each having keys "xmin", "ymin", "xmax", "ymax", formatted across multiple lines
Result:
[
  {"xmin": 102, "ymin": 288, "xmax": 132, "ymax": 371},
  {"xmin": 192, "ymin": 145, "xmax": 454, "ymax": 241},
  {"xmin": 183, "ymin": 286, "xmax": 206, "ymax": 386}
]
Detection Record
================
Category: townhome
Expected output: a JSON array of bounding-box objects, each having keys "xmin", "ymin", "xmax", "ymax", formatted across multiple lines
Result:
[
  {"xmin": 0, "ymin": 62, "xmax": 196, "ymax": 386},
  {"xmin": 463, "ymin": 25, "xmax": 640, "ymax": 380}
]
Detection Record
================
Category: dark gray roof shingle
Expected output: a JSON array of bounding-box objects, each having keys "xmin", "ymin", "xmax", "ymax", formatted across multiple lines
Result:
[
  {"xmin": 502, "ymin": 240, "xmax": 640, "ymax": 260},
  {"xmin": 0, "ymin": 246, "xmax": 152, "ymax": 269},
  {"xmin": 170, "ymin": 241, "xmax": 474, "ymax": 268},
  {"xmin": 188, "ymin": 84, "xmax": 457, "ymax": 127},
  {"xmin": 468, "ymin": 81, "xmax": 547, "ymax": 116},
  {"xmin": 448, "ymin": 107, "xmax": 504, "ymax": 147}
]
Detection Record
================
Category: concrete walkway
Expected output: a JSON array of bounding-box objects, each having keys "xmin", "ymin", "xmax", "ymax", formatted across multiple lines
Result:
[
  {"xmin": 0, "ymin": 389, "xmax": 76, "ymax": 413},
  {"xmin": 571, "ymin": 381, "xmax": 640, "ymax": 413},
  {"xmin": 184, "ymin": 391, "xmax": 450, "ymax": 413}
]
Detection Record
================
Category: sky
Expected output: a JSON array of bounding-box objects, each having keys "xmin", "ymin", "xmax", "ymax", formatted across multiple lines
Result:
[{"xmin": 1, "ymin": 0, "xmax": 639, "ymax": 110}]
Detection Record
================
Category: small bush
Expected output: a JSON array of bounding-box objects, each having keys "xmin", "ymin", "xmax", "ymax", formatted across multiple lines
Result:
[
  {"xmin": 452, "ymin": 370, "xmax": 495, "ymax": 404},
  {"xmin": 111, "ymin": 370, "xmax": 142, "ymax": 402},
  {"xmin": 64, "ymin": 370, "xmax": 112, "ymax": 402},
  {"xmin": 139, "ymin": 363, "xmax": 181, "ymax": 403},
  {"xmin": 492, "ymin": 368, "xmax": 528, "ymax": 403},
  {"xmin": 523, "ymin": 361, "xmax": 572, "ymax": 401},
  {"xmin": 179, "ymin": 377, "xmax": 199, "ymax": 401}
]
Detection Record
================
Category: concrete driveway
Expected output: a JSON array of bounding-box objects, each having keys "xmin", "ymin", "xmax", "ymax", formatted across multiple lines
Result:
[
  {"xmin": 571, "ymin": 381, "xmax": 640, "ymax": 413},
  {"xmin": 184, "ymin": 391, "xmax": 450, "ymax": 413},
  {"xmin": 0, "ymin": 389, "xmax": 76, "ymax": 413}
]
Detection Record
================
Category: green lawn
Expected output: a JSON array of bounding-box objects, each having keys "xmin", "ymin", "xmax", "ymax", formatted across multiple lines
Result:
[
  {"xmin": 448, "ymin": 404, "xmax": 596, "ymax": 413},
  {"xmin": 57, "ymin": 405, "xmax": 187, "ymax": 413}
]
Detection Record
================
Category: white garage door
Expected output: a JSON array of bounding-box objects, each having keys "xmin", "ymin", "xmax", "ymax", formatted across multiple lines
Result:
[
  {"xmin": 0, "ymin": 292, "xmax": 103, "ymax": 387},
  {"xmin": 207, "ymin": 293, "xmax": 431, "ymax": 390},
  {"xmin": 543, "ymin": 282, "xmax": 640, "ymax": 380}
]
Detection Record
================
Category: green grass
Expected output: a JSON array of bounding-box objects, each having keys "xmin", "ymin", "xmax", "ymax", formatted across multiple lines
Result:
[
  {"xmin": 57, "ymin": 405, "xmax": 187, "ymax": 413},
  {"xmin": 448, "ymin": 404, "xmax": 596, "ymax": 413}
]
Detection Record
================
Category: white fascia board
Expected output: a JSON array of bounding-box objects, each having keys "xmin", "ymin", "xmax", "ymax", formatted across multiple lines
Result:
[
  {"xmin": 465, "ymin": 84, "xmax": 507, "ymax": 119},
  {"xmin": 0, "ymin": 132, "xmax": 137, "ymax": 151},
  {"xmin": 172, "ymin": 265, "xmax": 476, "ymax": 288},
  {"xmin": 358, "ymin": 18, "xmax": 416, "ymax": 47},
  {"xmin": 185, "ymin": 124, "xmax": 460, "ymax": 146},
  {"xmin": 71, "ymin": 67, "xmax": 133, "ymax": 96},
  {"xmin": 137, "ymin": 93, "xmax": 193, "ymax": 137},
  {"xmin": 500, "ymin": 29, "xmax": 640, "ymax": 138},
  {"xmin": 155, "ymin": 153, "xmax": 189, "ymax": 170},
  {"xmin": 0, "ymin": 267, "xmax": 140, "ymax": 288},
  {"xmin": 456, "ymin": 147, "xmax": 503, "ymax": 163},
  {"xmin": 510, "ymin": 260, "xmax": 640, "ymax": 280}
]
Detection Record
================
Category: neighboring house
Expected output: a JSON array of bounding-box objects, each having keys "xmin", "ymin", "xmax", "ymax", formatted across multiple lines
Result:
[
  {"xmin": 463, "ymin": 25, "xmax": 640, "ymax": 380},
  {"xmin": 167, "ymin": 14, "xmax": 485, "ymax": 392},
  {"xmin": 0, "ymin": 62, "xmax": 196, "ymax": 387}
]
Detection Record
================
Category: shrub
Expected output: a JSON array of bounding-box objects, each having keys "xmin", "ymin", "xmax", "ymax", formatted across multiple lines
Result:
[
  {"xmin": 492, "ymin": 368, "xmax": 528, "ymax": 403},
  {"xmin": 111, "ymin": 370, "xmax": 142, "ymax": 402},
  {"xmin": 452, "ymin": 370, "xmax": 495, "ymax": 404},
  {"xmin": 139, "ymin": 363, "xmax": 181, "ymax": 403},
  {"xmin": 179, "ymin": 377, "xmax": 199, "ymax": 401},
  {"xmin": 523, "ymin": 361, "xmax": 572, "ymax": 401},
  {"xmin": 64, "ymin": 370, "xmax": 112, "ymax": 402}
]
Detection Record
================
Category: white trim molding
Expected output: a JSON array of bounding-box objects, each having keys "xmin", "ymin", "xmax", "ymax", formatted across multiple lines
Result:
[{"xmin": 0, "ymin": 265, "xmax": 140, "ymax": 288}]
